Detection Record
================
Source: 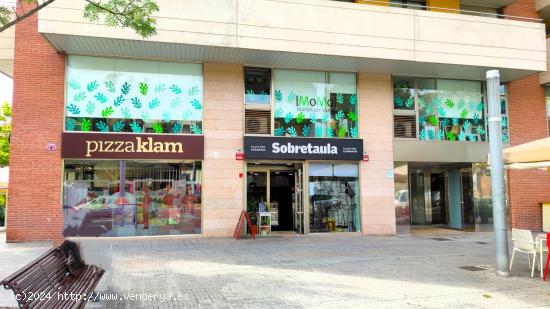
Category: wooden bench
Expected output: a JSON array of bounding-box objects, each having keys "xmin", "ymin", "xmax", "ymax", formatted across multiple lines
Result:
[{"xmin": 1, "ymin": 240, "xmax": 104, "ymax": 309}]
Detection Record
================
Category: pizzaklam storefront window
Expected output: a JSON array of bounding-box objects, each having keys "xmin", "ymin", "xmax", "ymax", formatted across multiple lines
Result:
[{"xmin": 63, "ymin": 160, "xmax": 202, "ymax": 237}]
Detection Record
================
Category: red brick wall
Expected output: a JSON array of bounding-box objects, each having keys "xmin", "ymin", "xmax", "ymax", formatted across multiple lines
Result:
[
  {"xmin": 6, "ymin": 5, "xmax": 65, "ymax": 242},
  {"xmin": 503, "ymin": 0, "xmax": 550, "ymax": 231}
]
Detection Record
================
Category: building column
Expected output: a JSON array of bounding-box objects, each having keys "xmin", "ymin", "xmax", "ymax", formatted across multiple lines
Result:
[
  {"xmin": 358, "ymin": 73, "xmax": 396, "ymax": 235},
  {"xmin": 7, "ymin": 5, "xmax": 65, "ymax": 242},
  {"xmin": 202, "ymin": 63, "xmax": 245, "ymax": 237}
]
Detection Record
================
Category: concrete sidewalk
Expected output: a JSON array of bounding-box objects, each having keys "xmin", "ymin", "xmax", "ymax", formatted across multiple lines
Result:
[
  {"xmin": 1, "ymin": 230, "xmax": 549, "ymax": 308},
  {"xmin": 0, "ymin": 231, "xmax": 52, "ymax": 308}
]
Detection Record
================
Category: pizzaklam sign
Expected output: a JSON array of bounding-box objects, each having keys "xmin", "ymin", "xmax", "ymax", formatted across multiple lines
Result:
[
  {"xmin": 244, "ymin": 136, "xmax": 363, "ymax": 160},
  {"xmin": 62, "ymin": 132, "xmax": 204, "ymax": 160}
]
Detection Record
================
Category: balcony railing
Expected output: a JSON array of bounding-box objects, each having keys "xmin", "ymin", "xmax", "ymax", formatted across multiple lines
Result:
[{"xmin": 333, "ymin": 0, "xmax": 543, "ymax": 22}]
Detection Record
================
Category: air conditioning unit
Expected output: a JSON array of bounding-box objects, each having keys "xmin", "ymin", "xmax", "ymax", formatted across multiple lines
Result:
[{"xmin": 245, "ymin": 109, "xmax": 271, "ymax": 135}]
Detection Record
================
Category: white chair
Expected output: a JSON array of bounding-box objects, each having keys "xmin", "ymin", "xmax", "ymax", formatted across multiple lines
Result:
[{"xmin": 510, "ymin": 228, "xmax": 538, "ymax": 277}]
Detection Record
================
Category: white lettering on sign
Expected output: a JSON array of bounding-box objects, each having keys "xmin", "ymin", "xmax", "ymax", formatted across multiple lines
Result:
[{"xmin": 271, "ymin": 142, "xmax": 338, "ymax": 154}]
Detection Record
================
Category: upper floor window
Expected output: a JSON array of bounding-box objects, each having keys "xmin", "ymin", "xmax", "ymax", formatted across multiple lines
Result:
[
  {"xmin": 244, "ymin": 67, "xmax": 270, "ymax": 105},
  {"xmin": 390, "ymin": 0, "xmax": 426, "ymax": 10},
  {"xmin": 273, "ymin": 69, "xmax": 358, "ymax": 138},
  {"xmin": 65, "ymin": 56, "xmax": 203, "ymax": 134}
]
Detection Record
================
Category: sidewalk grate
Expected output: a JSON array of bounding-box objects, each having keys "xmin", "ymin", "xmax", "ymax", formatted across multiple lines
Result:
[
  {"xmin": 460, "ymin": 266, "xmax": 488, "ymax": 271},
  {"xmin": 430, "ymin": 237, "xmax": 453, "ymax": 241}
]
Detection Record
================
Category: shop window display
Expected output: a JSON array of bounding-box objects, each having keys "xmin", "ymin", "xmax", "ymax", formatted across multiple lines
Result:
[
  {"xmin": 63, "ymin": 160, "xmax": 202, "ymax": 237},
  {"xmin": 65, "ymin": 56, "xmax": 203, "ymax": 134},
  {"xmin": 309, "ymin": 163, "xmax": 360, "ymax": 232},
  {"xmin": 273, "ymin": 70, "xmax": 358, "ymax": 138}
]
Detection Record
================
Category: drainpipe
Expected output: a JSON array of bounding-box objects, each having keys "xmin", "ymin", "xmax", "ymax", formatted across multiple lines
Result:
[{"xmin": 486, "ymin": 70, "xmax": 509, "ymax": 277}]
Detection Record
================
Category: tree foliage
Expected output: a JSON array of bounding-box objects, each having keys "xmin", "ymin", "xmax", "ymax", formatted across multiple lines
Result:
[
  {"xmin": 0, "ymin": 102, "xmax": 11, "ymax": 167},
  {"xmin": 0, "ymin": 0, "xmax": 159, "ymax": 38}
]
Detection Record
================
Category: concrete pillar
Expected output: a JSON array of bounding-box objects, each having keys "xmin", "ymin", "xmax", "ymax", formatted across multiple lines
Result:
[
  {"xmin": 358, "ymin": 73, "xmax": 396, "ymax": 235},
  {"xmin": 202, "ymin": 63, "xmax": 245, "ymax": 237}
]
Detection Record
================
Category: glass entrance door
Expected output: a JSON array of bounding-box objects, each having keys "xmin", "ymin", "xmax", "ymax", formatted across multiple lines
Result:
[
  {"xmin": 294, "ymin": 166, "xmax": 304, "ymax": 234},
  {"xmin": 409, "ymin": 170, "xmax": 426, "ymax": 225},
  {"xmin": 461, "ymin": 169, "xmax": 475, "ymax": 231}
]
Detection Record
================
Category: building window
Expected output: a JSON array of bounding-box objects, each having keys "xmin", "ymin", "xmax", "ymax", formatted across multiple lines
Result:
[
  {"xmin": 244, "ymin": 67, "xmax": 270, "ymax": 105},
  {"xmin": 393, "ymin": 76, "xmax": 491, "ymax": 142},
  {"xmin": 500, "ymin": 83, "xmax": 510, "ymax": 144},
  {"xmin": 63, "ymin": 160, "xmax": 202, "ymax": 237},
  {"xmin": 65, "ymin": 56, "xmax": 203, "ymax": 134},
  {"xmin": 309, "ymin": 163, "xmax": 360, "ymax": 233},
  {"xmin": 273, "ymin": 69, "xmax": 358, "ymax": 138},
  {"xmin": 390, "ymin": 0, "xmax": 426, "ymax": 9}
]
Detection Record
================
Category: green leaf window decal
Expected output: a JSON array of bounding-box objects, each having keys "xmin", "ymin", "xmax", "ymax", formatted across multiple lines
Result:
[
  {"xmin": 101, "ymin": 106, "xmax": 114, "ymax": 118},
  {"xmin": 349, "ymin": 94, "xmax": 357, "ymax": 105},
  {"xmin": 172, "ymin": 122, "xmax": 182, "ymax": 133},
  {"xmin": 274, "ymin": 108, "xmax": 284, "ymax": 118},
  {"xmin": 437, "ymin": 130, "xmax": 444, "ymax": 141},
  {"xmin": 162, "ymin": 111, "xmax": 171, "ymax": 122},
  {"xmin": 95, "ymin": 93, "xmax": 108, "ymax": 104},
  {"xmin": 473, "ymin": 113, "xmax": 480, "ymax": 125},
  {"xmin": 440, "ymin": 118, "xmax": 449, "ymax": 128},
  {"xmin": 502, "ymin": 134, "xmax": 509, "ymax": 144},
  {"xmin": 87, "ymin": 81, "xmax": 99, "ymax": 92},
  {"xmin": 445, "ymin": 99, "xmax": 454, "ymax": 108},
  {"xmin": 427, "ymin": 115, "xmax": 438, "ymax": 126},
  {"xmin": 114, "ymin": 95, "xmax": 125, "ymax": 107},
  {"xmin": 394, "ymin": 97, "xmax": 404, "ymax": 108},
  {"xmin": 182, "ymin": 109, "xmax": 192, "ymax": 120},
  {"xmin": 427, "ymin": 130, "xmax": 435, "ymax": 140},
  {"xmin": 405, "ymin": 97, "xmax": 414, "ymax": 109},
  {"xmin": 347, "ymin": 111, "xmax": 357, "ymax": 122},
  {"xmin": 95, "ymin": 121, "xmax": 109, "ymax": 132},
  {"xmin": 274, "ymin": 127, "xmax": 285, "ymax": 136},
  {"xmin": 438, "ymin": 106, "xmax": 446, "ymax": 117},
  {"xmin": 121, "ymin": 107, "xmax": 132, "ymax": 119},
  {"xmin": 350, "ymin": 127, "xmax": 358, "ymax": 138},
  {"xmin": 139, "ymin": 82, "xmax": 149, "ymax": 96},
  {"xmin": 74, "ymin": 92, "xmax": 87, "ymax": 102},
  {"xmin": 468, "ymin": 133, "xmax": 477, "ymax": 142},
  {"xmin": 477, "ymin": 102, "xmax": 484, "ymax": 111},
  {"xmin": 154, "ymin": 84, "xmax": 166, "ymax": 93},
  {"xmin": 104, "ymin": 81, "xmax": 115, "ymax": 93},
  {"xmin": 463, "ymin": 120, "xmax": 471, "ymax": 131},
  {"xmin": 337, "ymin": 126, "xmax": 347, "ymax": 138},
  {"xmin": 274, "ymin": 90, "xmax": 283, "ymax": 102},
  {"xmin": 501, "ymin": 117, "xmax": 508, "ymax": 128},
  {"xmin": 335, "ymin": 110, "xmax": 344, "ymax": 121},
  {"xmin": 130, "ymin": 122, "xmax": 142, "ymax": 133},
  {"xmin": 152, "ymin": 123, "xmax": 163, "ymax": 133},
  {"xmin": 458, "ymin": 130, "xmax": 466, "ymax": 141},
  {"xmin": 65, "ymin": 118, "xmax": 76, "ymax": 131},
  {"xmin": 302, "ymin": 125, "xmax": 310, "ymax": 137},
  {"xmin": 112, "ymin": 120, "xmax": 125, "ymax": 132},
  {"xmin": 336, "ymin": 93, "xmax": 344, "ymax": 104},
  {"xmin": 169, "ymin": 84, "xmax": 182, "ymax": 94},
  {"xmin": 85, "ymin": 102, "xmax": 95, "ymax": 115},
  {"xmin": 446, "ymin": 131, "xmax": 456, "ymax": 141},
  {"xmin": 191, "ymin": 99, "xmax": 202, "ymax": 110},
  {"xmin": 418, "ymin": 97, "xmax": 427, "ymax": 108},
  {"xmin": 148, "ymin": 98, "xmax": 160, "ymax": 109},
  {"xmin": 287, "ymin": 126, "xmax": 297, "ymax": 137},
  {"xmin": 80, "ymin": 118, "xmax": 91, "ymax": 131},
  {"xmin": 190, "ymin": 123, "xmax": 202, "ymax": 135},
  {"xmin": 460, "ymin": 108, "xmax": 468, "ymax": 119},
  {"xmin": 121, "ymin": 82, "xmax": 131, "ymax": 95},
  {"xmin": 284, "ymin": 112, "xmax": 293, "ymax": 124},
  {"xmin": 296, "ymin": 112, "xmax": 305, "ymax": 124},
  {"xmin": 458, "ymin": 99, "xmax": 465, "ymax": 109},
  {"xmin": 326, "ymin": 127, "xmax": 334, "ymax": 138},
  {"xmin": 452, "ymin": 118, "xmax": 459, "ymax": 126},
  {"xmin": 419, "ymin": 129, "xmax": 426, "ymax": 140},
  {"xmin": 67, "ymin": 104, "xmax": 81, "ymax": 115},
  {"xmin": 287, "ymin": 91, "xmax": 297, "ymax": 103},
  {"xmin": 477, "ymin": 126, "xmax": 485, "ymax": 136},
  {"xmin": 131, "ymin": 97, "xmax": 142, "ymax": 109},
  {"xmin": 171, "ymin": 98, "xmax": 182, "ymax": 108},
  {"xmin": 188, "ymin": 86, "xmax": 199, "ymax": 96},
  {"xmin": 68, "ymin": 79, "xmax": 81, "ymax": 90}
]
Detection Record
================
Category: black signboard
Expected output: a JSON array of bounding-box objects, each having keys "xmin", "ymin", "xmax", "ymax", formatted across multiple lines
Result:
[{"xmin": 244, "ymin": 136, "xmax": 363, "ymax": 161}]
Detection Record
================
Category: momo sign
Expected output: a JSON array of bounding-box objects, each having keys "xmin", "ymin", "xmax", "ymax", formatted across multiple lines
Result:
[
  {"xmin": 62, "ymin": 133, "xmax": 204, "ymax": 159},
  {"xmin": 244, "ymin": 136, "xmax": 363, "ymax": 160}
]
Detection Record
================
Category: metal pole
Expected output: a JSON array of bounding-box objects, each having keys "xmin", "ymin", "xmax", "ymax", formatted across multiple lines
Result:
[{"xmin": 486, "ymin": 70, "xmax": 509, "ymax": 277}]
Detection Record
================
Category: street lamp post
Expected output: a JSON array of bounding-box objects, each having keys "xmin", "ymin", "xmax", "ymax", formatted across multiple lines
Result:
[{"xmin": 486, "ymin": 70, "xmax": 510, "ymax": 277}]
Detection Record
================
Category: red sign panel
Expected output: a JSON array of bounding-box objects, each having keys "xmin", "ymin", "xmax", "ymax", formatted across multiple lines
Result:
[{"xmin": 61, "ymin": 132, "xmax": 204, "ymax": 160}]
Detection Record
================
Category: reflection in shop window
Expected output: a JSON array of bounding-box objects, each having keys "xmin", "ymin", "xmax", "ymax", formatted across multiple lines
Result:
[
  {"xmin": 273, "ymin": 70, "xmax": 358, "ymax": 138},
  {"xmin": 63, "ymin": 160, "xmax": 202, "ymax": 237},
  {"xmin": 65, "ymin": 56, "xmax": 203, "ymax": 135},
  {"xmin": 309, "ymin": 163, "xmax": 360, "ymax": 232}
]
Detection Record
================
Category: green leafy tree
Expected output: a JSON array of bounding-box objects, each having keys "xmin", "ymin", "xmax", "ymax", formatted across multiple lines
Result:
[
  {"xmin": 0, "ymin": 102, "xmax": 11, "ymax": 167},
  {"xmin": 0, "ymin": 0, "xmax": 159, "ymax": 38}
]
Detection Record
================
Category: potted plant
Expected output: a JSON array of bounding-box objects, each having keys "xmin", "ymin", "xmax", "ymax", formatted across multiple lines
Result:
[
  {"xmin": 247, "ymin": 197, "xmax": 259, "ymax": 234},
  {"xmin": 260, "ymin": 216, "xmax": 270, "ymax": 236}
]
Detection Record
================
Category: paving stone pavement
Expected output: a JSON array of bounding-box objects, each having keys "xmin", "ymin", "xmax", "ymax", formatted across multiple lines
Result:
[{"xmin": 1, "ymin": 230, "xmax": 550, "ymax": 308}]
